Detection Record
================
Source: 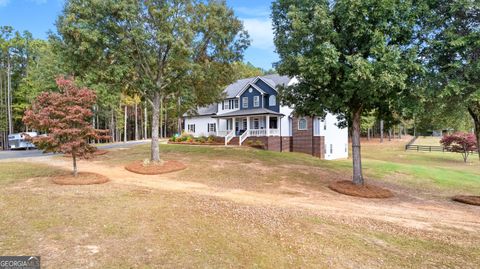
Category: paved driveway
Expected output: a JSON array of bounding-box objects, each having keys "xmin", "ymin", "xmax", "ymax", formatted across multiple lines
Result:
[{"xmin": 0, "ymin": 140, "xmax": 150, "ymax": 160}]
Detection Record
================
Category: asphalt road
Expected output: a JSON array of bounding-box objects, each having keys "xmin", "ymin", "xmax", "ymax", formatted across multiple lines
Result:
[{"xmin": 0, "ymin": 140, "xmax": 150, "ymax": 160}]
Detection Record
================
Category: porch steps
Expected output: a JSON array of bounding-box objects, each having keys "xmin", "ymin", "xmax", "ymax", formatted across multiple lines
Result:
[{"xmin": 228, "ymin": 137, "xmax": 239, "ymax": 145}]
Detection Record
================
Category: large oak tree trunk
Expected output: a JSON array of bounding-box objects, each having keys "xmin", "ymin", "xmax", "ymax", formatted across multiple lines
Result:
[
  {"xmin": 150, "ymin": 92, "xmax": 161, "ymax": 162},
  {"xmin": 352, "ymin": 107, "xmax": 364, "ymax": 185},
  {"xmin": 467, "ymin": 103, "xmax": 480, "ymax": 161}
]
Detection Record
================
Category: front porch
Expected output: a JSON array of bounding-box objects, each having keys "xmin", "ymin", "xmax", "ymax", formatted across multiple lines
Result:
[{"xmin": 212, "ymin": 111, "xmax": 283, "ymax": 146}]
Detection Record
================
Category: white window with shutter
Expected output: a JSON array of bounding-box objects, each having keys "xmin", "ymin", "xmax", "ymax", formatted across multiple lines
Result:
[{"xmin": 208, "ymin": 123, "xmax": 216, "ymax": 133}]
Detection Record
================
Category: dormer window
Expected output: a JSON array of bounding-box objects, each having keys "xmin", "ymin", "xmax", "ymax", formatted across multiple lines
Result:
[
  {"xmin": 253, "ymin": 96, "xmax": 260, "ymax": 107},
  {"xmin": 242, "ymin": 97, "xmax": 248, "ymax": 108},
  {"xmin": 269, "ymin": 95, "xmax": 276, "ymax": 106}
]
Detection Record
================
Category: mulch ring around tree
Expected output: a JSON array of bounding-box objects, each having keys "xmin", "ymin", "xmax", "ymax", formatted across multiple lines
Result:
[
  {"xmin": 452, "ymin": 195, "xmax": 480, "ymax": 206},
  {"xmin": 328, "ymin": 180, "xmax": 394, "ymax": 199},
  {"xmin": 52, "ymin": 172, "xmax": 109, "ymax": 185},
  {"xmin": 125, "ymin": 160, "xmax": 187, "ymax": 175},
  {"xmin": 63, "ymin": 150, "xmax": 109, "ymax": 158}
]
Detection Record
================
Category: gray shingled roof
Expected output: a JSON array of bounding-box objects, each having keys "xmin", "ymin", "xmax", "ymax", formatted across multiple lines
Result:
[
  {"xmin": 184, "ymin": 104, "xmax": 217, "ymax": 117},
  {"xmin": 212, "ymin": 108, "xmax": 283, "ymax": 118},
  {"xmin": 224, "ymin": 74, "xmax": 291, "ymax": 98}
]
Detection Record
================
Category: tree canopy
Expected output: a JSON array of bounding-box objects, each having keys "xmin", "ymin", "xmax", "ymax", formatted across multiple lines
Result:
[
  {"xmin": 54, "ymin": 0, "xmax": 250, "ymax": 162},
  {"xmin": 23, "ymin": 78, "xmax": 100, "ymax": 176},
  {"xmin": 272, "ymin": 0, "xmax": 420, "ymax": 184}
]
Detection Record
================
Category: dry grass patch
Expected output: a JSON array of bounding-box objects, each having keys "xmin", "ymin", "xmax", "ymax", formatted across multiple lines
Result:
[
  {"xmin": 452, "ymin": 195, "xmax": 480, "ymax": 206},
  {"xmin": 52, "ymin": 172, "xmax": 109, "ymax": 185},
  {"xmin": 329, "ymin": 180, "xmax": 394, "ymax": 198},
  {"xmin": 125, "ymin": 160, "xmax": 186, "ymax": 175}
]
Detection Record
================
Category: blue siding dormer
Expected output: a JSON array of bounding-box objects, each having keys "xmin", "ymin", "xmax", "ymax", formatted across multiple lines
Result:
[
  {"xmin": 240, "ymin": 86, "xmax": 263, "ymax": 110},
  {"xmin": 254, "ymin": 79, "xmax": 279, "ymax": 112}
]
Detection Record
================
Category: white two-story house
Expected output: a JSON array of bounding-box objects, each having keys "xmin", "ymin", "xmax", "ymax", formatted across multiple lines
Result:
[{"xmin": 184, "ymin": 74, "xmax": 348, "ymax": 160}]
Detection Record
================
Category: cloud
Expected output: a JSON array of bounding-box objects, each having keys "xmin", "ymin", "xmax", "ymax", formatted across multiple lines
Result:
[
  {"xmin": 242, "ymin": 18, "xmax": 274, "ymax": 50},
  {"xmin": 0, "ymin": 0, "xmax": 10, "ymax": 7}
]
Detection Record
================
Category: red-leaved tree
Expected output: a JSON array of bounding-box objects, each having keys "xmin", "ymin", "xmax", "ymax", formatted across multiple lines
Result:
[
  {"xmin": 23, "ymin": 78, "xmax": 99, "ymax": 176},
  {"xmin": 440, "ymin": 132, "xmax": 478, "ymax": 163}
]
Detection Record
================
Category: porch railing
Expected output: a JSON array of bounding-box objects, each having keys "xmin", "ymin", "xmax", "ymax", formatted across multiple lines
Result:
[
  {"xmin": 249, "ymin": 129, "xmax": 266, "ymax": 136},
  {"xmin": 224, "ymin": 130, "xmax": 235, "ymax": 146},
  {"xmin": 268, "ymin": 129, "xmax": 280, "ymax": 136},
  {"xmin": 240, "ymin": 129, "xmax": 250, "ymax": 145}
]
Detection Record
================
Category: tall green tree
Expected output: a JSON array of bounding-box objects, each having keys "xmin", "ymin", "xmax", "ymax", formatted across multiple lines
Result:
[
  {"xmin": 272, "ymin": 0, "xmax": 420, "ymax": 185},
  {"xmin": 120, "ymin": 0, "xmax": 249, "ymax": 162},
  {"xmin": 0, "ymin": 26, "xmax": 36, "ymax": 134},
  {"xmin": 422, "ymin": 0, "xmax": 480, "ymax": 159},
  {"xmin": 54, "ymin": 0, "xmax": 140, "ymax": 142},
  {"xmin": 55, "ymin": 0, "xmax": 249, "ymax": 162}
]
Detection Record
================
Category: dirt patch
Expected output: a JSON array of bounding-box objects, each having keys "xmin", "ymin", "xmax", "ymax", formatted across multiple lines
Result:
[
  {"xmin": 63, "ymin": 150, "xmax": 109, "ymax": 158},
  {"xmin": 52, "ymin": 172, "xmax": 109, "ymax": 185},
  {"xmin": 125, "ymin": 160, "xmax": 186, "ymax": 175},
  {"xmin": 329, "ymin": 180, "xmax": 394, "ymax": 199},
  {"xmin": 452, "ymin": 195, "xmax": 480, "ymax": 206}
]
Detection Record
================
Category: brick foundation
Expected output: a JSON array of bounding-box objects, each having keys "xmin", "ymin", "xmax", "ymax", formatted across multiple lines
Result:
[
  {"xmin": 234, "ymin": 117, "xmax": 325, "ymax": 158},
  {"xmin": 281, "ymin": 137, "xmax": 292, "ymax": 152}
]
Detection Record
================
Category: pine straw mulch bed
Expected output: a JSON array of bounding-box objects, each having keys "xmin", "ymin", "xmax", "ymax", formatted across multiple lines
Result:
[
  {"xmin": 124, "ymin": 160, "xmax": 187, "ymax": 175},
  {"xmin": 63, "ymin": 150, "xmax": 109, "ymax": 158},
  {"xmin": 52, "ymin": 172, "xmax": 110, "ymax": 185},
  {"xmin": 452, "ymin": 195, "xmax": 480, "ymax": 206},
  {"xmin": 328, "ymin": 180, "xmax": 394, "ymax": 199}
]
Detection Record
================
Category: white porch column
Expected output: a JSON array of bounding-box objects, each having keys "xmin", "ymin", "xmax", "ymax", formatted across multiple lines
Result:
[
  {"xmin": 232, "ymin": 117, "xmax": 236, "ymax": 136},
  {"xmin": 246, "ymin": 116, "xmax": 250, "ymax": 131},
  {"xmin": 216, "ymin": 118, "xmax": 219, "ymax": 136},
  {"xmin": 266, "ymin": 115, "xmax": 270, "ymax": 136}
]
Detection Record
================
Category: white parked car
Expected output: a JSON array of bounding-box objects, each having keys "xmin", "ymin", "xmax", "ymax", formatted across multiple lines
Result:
[{"xmin": 8, "ymin": 132, "xmax": 38, "ymax": 150}]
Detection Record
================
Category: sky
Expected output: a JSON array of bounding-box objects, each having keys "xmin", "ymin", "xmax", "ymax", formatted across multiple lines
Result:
[{"xmin": 0, "ymin": 0, "xmax": 278, "ymax": 70}]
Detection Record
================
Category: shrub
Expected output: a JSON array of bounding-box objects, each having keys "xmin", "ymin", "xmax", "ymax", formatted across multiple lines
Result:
[{"xmin": 440, "ymin": 132, "xmax": 477, "ymax": 162}]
